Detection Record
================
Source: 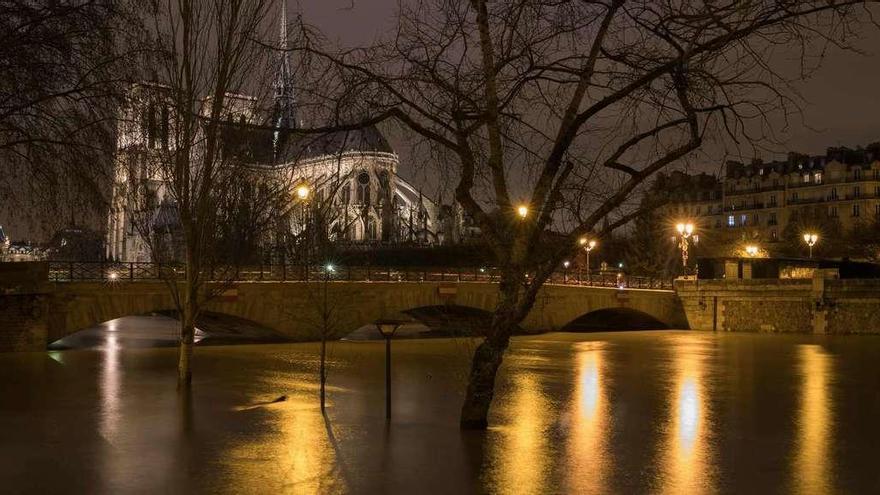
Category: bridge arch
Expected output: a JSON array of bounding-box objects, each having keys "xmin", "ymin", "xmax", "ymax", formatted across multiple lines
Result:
[{"xmin": 560, "ymin": 307, "xmax": 669, "ymax": 332}]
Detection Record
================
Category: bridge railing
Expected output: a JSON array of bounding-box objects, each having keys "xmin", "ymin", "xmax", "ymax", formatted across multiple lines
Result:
[{"xmin": 47, "ymin": 261, "xmax": 673, "ymax": 289}]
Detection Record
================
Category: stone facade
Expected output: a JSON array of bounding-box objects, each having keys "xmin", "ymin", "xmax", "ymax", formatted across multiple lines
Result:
[{"xmin": 676, "ymin": 274, "xmax": 880, "ymax": 334}]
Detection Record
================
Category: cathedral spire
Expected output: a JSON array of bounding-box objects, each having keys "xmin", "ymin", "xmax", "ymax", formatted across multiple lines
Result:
[{"xmin": 273, "ymin": 1, "xmax": 297, "ymax": 133}]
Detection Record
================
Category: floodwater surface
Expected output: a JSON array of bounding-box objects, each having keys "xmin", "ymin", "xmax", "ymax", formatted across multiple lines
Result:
[{"xmin": 2, "ymin": 320, "xmax": 880, "ymax": 494}]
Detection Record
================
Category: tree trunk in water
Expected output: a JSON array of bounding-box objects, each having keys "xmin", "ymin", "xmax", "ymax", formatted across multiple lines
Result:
[
  {"xmin": 460, "ymin": 278, "xmax": 521, "ymax": 429},
  {"xmin": 178, "ymin": 309, "xmax": 195, "ymax": 390}
]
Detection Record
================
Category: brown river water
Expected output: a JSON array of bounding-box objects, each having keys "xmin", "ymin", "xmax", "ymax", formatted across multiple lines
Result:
[{"xmin": 2, "ymin": 316, "xmax": 880, "ymax": 494}]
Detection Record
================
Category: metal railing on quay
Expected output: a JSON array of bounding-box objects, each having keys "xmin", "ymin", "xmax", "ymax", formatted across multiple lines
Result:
[{"xmin": 47, "ymin": 261, "xmax": 672, "ymax": 289}]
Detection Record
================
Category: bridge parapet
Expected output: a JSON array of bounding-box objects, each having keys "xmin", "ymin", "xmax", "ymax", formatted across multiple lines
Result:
[{"xmin": 1, "ymin": 262, "xmax": 683, "ymax": 352}]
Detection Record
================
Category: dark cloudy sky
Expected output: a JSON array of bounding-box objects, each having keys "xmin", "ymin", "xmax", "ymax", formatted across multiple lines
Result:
[{"xmin": 299, "ymin": 0, "xmax": 880, "ymax": 168}]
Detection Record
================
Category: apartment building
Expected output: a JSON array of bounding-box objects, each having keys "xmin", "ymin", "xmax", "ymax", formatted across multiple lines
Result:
[{"xmin": 653, "ymin": 143, "xmax": 880, "ymax": 247}]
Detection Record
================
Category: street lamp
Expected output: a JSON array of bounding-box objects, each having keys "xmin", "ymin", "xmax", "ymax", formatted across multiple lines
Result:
[
  {"xmin": 673, "ymin": 221, "xmax": 698, "ymax": 275},
  {"xmin": 803, "ymin": 232, "xmax": 818, "ymax": 258},
  {"xmin": 375, "ymin": 318, "xmax": 404, "ymax": 421},
  {"xmin": 295, "ymin": 184, "xmax": 310, "ymax": 201},
  {"xmin": 516, "ymin": 204, "xmax": 529, "ymax": 219},
  {"xmin": 579, "ymin": 237, "xmax": 597, "ymax": 283},
  {"xmin": 745, "ymin": 244, "xmax": 759, "ymax": 257},
  {"xmin": 562, "ymin": 260, "xmax": 570, "ymax": 282}
]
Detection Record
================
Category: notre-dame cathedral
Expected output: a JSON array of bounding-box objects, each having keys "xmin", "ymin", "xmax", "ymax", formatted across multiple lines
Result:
[{"xmin": 106, "ymin": 4, "xmax": 471, "ymax": 263}]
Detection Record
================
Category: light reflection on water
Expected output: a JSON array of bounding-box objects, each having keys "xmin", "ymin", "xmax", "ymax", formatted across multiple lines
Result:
[
  {"xmin": 2, "ymin": 328, "xmax": 878, "ymax": 493},
  {"xmin": 795, "ymin": 345, "xmax": 834, "ymax": 495},
  {"xmin": 565, "ymin": 342, "xmax": 609, "ymax": 494},
  {"xmin": 661, "ymin": 336, "xmax": 714, "ymax": 494}
]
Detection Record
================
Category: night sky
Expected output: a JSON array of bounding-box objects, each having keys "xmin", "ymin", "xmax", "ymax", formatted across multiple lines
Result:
[
  {"xmin": 3, "ymin": 1, "xmax": 880, "ymax": 241},
  {"xmin": 302, "ymin": 0, "xmax": 880, "ymax": 164}
]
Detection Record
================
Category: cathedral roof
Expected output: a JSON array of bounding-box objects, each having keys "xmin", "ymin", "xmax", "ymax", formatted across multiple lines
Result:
[{"xmin": 218, "ymin": 121, "xmax": 394, "ymax": 166}]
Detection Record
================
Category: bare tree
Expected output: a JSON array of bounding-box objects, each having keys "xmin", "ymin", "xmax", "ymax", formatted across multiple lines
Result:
[
  {"xmin": 292, "ymin": 0, "xmax": 875, "ymax": 428},
  {"xmin": 0, "ymin": 0, "xmax": 141, "ymax": 236},
  {"xmin": 124, "ymin": 0, "xmax": 277, "ymax": 388}
]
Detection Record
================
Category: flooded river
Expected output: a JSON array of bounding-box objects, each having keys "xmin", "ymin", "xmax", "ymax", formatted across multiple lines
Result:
[{"xmin": 2, "ymin": 318, "xmax": 880, "ymax": 493}]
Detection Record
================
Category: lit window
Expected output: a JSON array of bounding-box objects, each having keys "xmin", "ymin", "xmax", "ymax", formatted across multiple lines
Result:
[
  {"xmin": 803, "ymin": 174, "xmax": 810, "ymax": 183},
  {"xmin": 740, "ymin": 214, "xmax": 747, "ymax": 226},
  {"xmin": 728, "ymin": 215, "xmax": 735, "ymax": 227},
  {"xmin": 814, "ymin": 172, "xmax": 822, "ymax": 184}
]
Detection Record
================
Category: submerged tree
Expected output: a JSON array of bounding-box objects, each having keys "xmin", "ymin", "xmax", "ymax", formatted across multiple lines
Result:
[
  {"xmin": 294, "ymin": 0, "xmax": 875, "ymax": 428},
  {"xmin": 123, "ymin": 0, "xmax": 277, "ymax": 388}
]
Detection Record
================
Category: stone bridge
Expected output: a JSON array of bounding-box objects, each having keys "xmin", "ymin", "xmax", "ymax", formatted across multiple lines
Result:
[{"xmin": 1, "ymin": 263, "xmax": 686, "ymax": 352}]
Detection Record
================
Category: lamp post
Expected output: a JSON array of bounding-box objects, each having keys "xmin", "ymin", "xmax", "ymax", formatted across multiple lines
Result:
[
  {"xmin": 562, "ymin": 260, "xmax": 570, "ymax": 282},
  {"xmin": 673, "ymin": 222, "xmax": 698, "ymax": 275},
  {"xmin": 579, "ymin": 237, "xmax": 597, "ymax": 284},
  {"xmin": 295, "ymin": 183, "xmax": 311, "ymax": 277},
  {"xmin": 803, "ymin": 233, "xmax": 818, "ymax": 258},
  {"xmin": 375, "ymin": 318, "xmax": 403, "ymax": 421}
]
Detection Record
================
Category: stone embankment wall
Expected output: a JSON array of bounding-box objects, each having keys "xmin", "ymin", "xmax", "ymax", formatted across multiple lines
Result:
[
  {"xmin": 676, "ymin": 274, "xmax": 880, "ymax": 334},
  {"xmin": 0, "ymin": 263, "xmax": 50, "ymax": 351}
]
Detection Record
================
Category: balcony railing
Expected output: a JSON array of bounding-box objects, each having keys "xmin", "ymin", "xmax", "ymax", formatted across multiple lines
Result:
[{"xmin": 46, "ymin": 261, "xmax": 673, "ymax": 290}]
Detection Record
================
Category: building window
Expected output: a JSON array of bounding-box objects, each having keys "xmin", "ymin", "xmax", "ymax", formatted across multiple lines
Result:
[
  {"xmin": 769, "ymin": 194, "xmax": 777, "ymax": 207},
  {"xmin": 828, "ymin": 206, "xmax": 838, "ymax": 218},
  {"xmin": 814, "ymin": 172, "xmax": 822, "ymax": 184},
  {"xmin": 769, "ymin": 212, "xmax": 777, "ymax": 225},
  {"xmin": 830, "ymin": 188, "xmax": 837, "ymax": 200},
  {"xmin": 340, "ymin": 181, "xmax": 351, "ymax": 203},
  {"xmin": 854, "ymin": 186, "xmax": 860, "ymax": 198},
  {"xmin": 740, "ymin": 214, "xmax": 747, "ymax": 226},
  {"xmin": 356, "ymin": 171, "xmax": 371, "ymax": 204},
  {"xmin": 854, "ymin": 168, "xmax": 862, "ymax": 180},
  {"xmin": 803, "ymin": 173, "xmax": 810, "ymax": 183},
  {"xmin": 728, "ymin": 215, "xmax": 735, "ymax": 227},
  {"xmin": 791, "ymin": 192, "xmax": 799, "ymax": 202},
  {"xmin": 771, "ymin": 229, "xmax": 778, "ymax": 241},
  {"xmin": 876, "ymin": 204, "xmax": 880, "ymax": 217},
  {"xmin": 753, "ymin": 213, "xmax": 759, "ymax": 224},
  {"xmin": 853, "ymin": 203, "xmax": 860, "ymax": 217}
]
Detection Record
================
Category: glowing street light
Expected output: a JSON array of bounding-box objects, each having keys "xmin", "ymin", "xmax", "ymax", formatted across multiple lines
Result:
[
  {"xmin": 672, "ymin": 221, "xmax": 698, "ymax": 275},
  {"xmin": 803, "ymin": 232, "xmax": 818, "ymax": 258},
  {"xmin": 107, "ymin": 271, "xmax": 119, "ymax": 282},
  {"xmin": 516, "ymin": 204, "xmax": 529, "ymax": 219},
  {"xmin": 745, "ymin": 244, "xmax": 759, "ymax": 257},
  {"xmin": 578, "ymin": 237, "xmax": 598, "ymax": 283},
  {"xmin": 295, "ymin": 184, "xmax": 310, "ymax": 201}
]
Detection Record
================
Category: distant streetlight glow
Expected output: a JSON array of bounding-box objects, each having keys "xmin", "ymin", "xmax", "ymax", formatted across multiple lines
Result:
[
  {"xmin": 803, "ymin": 233, "xmax": 818, "ymax": 258},
  {"xmin": 673, "ymin": 221, "xmax": 697, "ymax": 275},
  {"xmin": 745, "ymin": 245, "xmax": 759, "ymax": 257},
  {"xmin": 107, "ymin": 271, "xmax": 119, "ymax": 281},
  {"xmin": 296, "ymin": 184, "xmax": 310, "ymax": 200},
  {"xmin": 516, "ymin": 205, "xmax": 529, "ymax": 219}
]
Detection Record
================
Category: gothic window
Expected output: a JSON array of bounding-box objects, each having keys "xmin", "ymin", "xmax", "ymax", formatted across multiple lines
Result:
[
  {"xmin": 366, "ymin": 216, "xmax": 377, "ymax": 240},
  {"xmin": 161, "ymin": 106, "xmax": 169, "ymax": 149},
  {"xmin": 356, "ymin": 171, "xmax": 370, "ymax": 204},
  {"xmin": 340, "ymin": 181, "xmax": 351, "ymax": 204}
]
